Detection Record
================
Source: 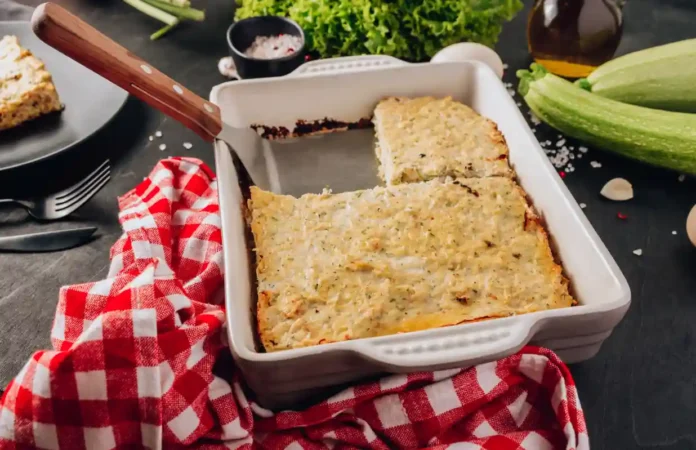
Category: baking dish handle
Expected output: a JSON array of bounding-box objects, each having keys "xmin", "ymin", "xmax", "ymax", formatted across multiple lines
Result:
[
  {"xmin": 289, "ymin": 55, "xmax": 408, "ymax": 76},
  {"xmin": 357, "ymin": 317, "xmax": 535, "ymax": 370}
]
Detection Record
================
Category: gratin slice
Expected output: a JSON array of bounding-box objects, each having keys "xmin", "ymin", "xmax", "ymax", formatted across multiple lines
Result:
[
  {"xmin": 249, "ymin": 178, "xmax": 573, "ymax": 352},
  {"xmin": 373, "ymin": 96, "xmax": 513, "ymax": 185},
  {"xmin": 0, "ymin": 35, "xmax": 62, "ymax": 130}
]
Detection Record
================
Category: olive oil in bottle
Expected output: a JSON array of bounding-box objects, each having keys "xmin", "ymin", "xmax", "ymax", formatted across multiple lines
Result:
[{"xmin": 527, "ymin": 0, "xmax": 624, "ymax": 78}]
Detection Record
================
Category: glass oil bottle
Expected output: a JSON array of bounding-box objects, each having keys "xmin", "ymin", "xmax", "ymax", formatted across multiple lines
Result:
[{"xmin": 527, "ymin": 0, "xmax": 624, "ymax": 78}]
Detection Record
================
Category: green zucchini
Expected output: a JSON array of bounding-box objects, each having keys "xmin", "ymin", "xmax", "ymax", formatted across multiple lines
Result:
[
  {"xmin": 576, "ymin": 39, "xmax": 696, "ymax": 112},
  {"xmin": 518, "ymin": 63, "xmax": 696, "ymax": 174}
]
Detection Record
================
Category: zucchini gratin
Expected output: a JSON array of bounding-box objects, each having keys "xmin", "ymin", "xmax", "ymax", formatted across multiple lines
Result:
[
  {"xmin": 0, "ymin": 35, "xmax": 62, "ymax": 130},
  {"xmin": 250, "ymin": 178, "xmax": 574, "ymax": 352},
  {"xmin": 249, "ymin": 96, "xmax": 575, "ymax": 352},
  {"xmin": 373, "ymin": 96, "xmax": 513, "ymax": 185}
]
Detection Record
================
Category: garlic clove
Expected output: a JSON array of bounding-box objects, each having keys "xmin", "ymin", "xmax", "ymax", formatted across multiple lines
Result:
[
  {"xmin": 600, "ymin": 178, "xmax": 634, "ymax": 201},
  {"xmin": 687, "ymin": 204, "xmax": 696, "ymax": 247}
]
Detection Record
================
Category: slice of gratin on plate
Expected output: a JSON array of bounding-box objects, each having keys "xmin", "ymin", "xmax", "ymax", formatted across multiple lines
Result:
[
  {"xmin": 0, "ymin": 35, "xmax": 62, "ymax": 130},
  {"xmin": 249, "ymin": 177, "xmax": 574, "ymax": 352},
  {"xmin": 373, "ymin": 96, "xmax": 513, "ymax": 185}
]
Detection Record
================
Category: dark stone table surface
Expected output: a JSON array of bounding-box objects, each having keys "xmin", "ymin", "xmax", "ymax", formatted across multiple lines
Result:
[{"xmin": 1, "ymin": 1, "xmax": 695, "ymax": 448}]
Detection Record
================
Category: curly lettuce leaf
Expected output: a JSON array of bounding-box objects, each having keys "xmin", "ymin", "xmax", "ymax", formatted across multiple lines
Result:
[
  {"xmin": 235, "ymin": 0, "xmax": 293, "ymax": 17},
  {"xmin": 235, "ymin": 0, "xmax": 522, "ymax": 61}
]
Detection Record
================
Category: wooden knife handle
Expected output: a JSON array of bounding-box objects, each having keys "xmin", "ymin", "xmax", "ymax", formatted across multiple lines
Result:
[{"xmin": 32, "ymin": 2, "xmax": 222, "ymax": 141}]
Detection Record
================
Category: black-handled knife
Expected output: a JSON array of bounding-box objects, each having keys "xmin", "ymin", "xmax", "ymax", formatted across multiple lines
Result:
[{"xmin": 0, "ymin": 227, "xmax": 98, "ymax": 253}]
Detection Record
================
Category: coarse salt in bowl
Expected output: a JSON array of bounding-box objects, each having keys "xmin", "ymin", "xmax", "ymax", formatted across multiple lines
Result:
[
  {"xmin": 244, "ymin": 34, "xmax": 304, "ymax": 60},
  {"xmin": 227, "ymin": 16, "xmax": 306, "ymax": 79}
]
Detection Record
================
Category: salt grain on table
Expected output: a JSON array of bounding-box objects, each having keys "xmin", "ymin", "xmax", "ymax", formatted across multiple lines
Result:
[
  {"xmin": 678, "ymin": 174, "xmax": 686, "ymax": 182},
  {"xmin": 580, "ymin": 203, "xmax": 587, "ymax": 209},
  {"xmin": 148, "ymin": 136, "xmax": 153, "ymax": 141},
  {"xmin": 155, "ymin": 131, "xmax": 163, "ymax": 138},
  {"xmin": 183, "ymin": 142, "xmax": 193, "ymax": 150},
  {"xmin": 672, "ymin": 231, "xmax": 678, "ymax": 235},
  {"xmin": 633, "ymin": 249, "xmax": 643, "ymax": 256},
  {"xmin": 579, "ymin": 146, "xmax": 588, "ymax": 153},
  {"xmin": 590, "ymin": 161, "xmax": 602, "ymax": 168},
  {"xmin": 159, "ymin": 144, "xmax": 166, "ymax": 151}
]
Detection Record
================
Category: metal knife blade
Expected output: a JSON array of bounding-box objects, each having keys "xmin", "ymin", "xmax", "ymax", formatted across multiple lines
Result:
[{"xmin": 0, "ymin": 227, "xmax": 98, "ymax": 253}]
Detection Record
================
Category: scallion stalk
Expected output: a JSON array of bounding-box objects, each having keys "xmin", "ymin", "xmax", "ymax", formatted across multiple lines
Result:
[
  {"xmin": 124, "ymin": 0, "xmax": 206, "ymax": 40},
  {"xmin": 142, "ymin": 0, "xmax": 204, "ymax": 21},
  {"xmin": 123, "ymin": 0, "xmax": 178, "ymax": 26},
  {"xmin": 150, "ymin": 22, "xmax": 179, "ymax": 40},
  {"xmin": 164, "ymin": 0, "xmax": 190, "ymax": 7}
]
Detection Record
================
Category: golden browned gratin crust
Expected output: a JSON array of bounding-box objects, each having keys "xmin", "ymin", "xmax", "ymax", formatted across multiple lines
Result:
[
  {"xmin": 249, "ymin": 177, "xmax": 574, "ymax": 352},
  {"xmin": 373, "ymin": 96, "xmax": 513, "ymax": 185},
  {"xmin": 0, "ymin": 35, "xmax": 62, "ymax": 130}
]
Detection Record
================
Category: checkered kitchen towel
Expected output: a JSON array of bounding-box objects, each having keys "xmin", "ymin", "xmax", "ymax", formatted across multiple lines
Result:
[{"xmin": 0, "ymin": 158, "xmax": 589, "ymax": 449}]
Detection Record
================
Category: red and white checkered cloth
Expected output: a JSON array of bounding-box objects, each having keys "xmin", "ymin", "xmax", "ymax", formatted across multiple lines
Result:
[{"xmin": 0, "ymin": 158, "xmax": 589, "ymax": 450}]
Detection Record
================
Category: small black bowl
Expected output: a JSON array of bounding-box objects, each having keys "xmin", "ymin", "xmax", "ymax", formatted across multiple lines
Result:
[{"xmin": 227, "ymin": 16, "xmax": 306, "ymax": 80}]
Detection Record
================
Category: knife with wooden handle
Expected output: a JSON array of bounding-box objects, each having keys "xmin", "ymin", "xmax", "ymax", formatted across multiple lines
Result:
[{"xmin": 0, "ymin": 227, "xmax": 97, "ymax": 252}]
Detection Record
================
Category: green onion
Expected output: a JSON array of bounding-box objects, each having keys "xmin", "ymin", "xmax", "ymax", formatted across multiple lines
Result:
[
  {"xmin": 166, "ymin": 0, "xmax": 190, "ymax": 7},
  {"xmin": 142, "ymin": 0, "xmax": 205, "ymax": 21},
  {"xmin": 123, "ymin": 0, "xmax": 177, "ymax": 26},
  {"xmin": 123, "ymin": 0, "xmax": 206, "ymax": 40},
  {"xmin": 150, "ymin": 22, "xmax": 179, "ymax": 40}
]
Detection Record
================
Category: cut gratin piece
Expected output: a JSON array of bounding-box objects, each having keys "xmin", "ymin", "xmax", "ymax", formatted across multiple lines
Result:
[
  {"xmin": 0, "ymin": 35, "xmax": 62, "ymax": 130},
  {"xmin": 249, "ymin": 178, "xmax": 574, "ymax": 352},
  {"xmin": 373, "ymin": 96, "xmax": 513, "ymax": 185}
]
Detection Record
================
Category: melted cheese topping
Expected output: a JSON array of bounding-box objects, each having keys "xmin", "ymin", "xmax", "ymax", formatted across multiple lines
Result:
[
  {"xmin": 0, "ymin": 35, "xmax": 62, "ymax": 130},
  {"xmin": 373, "ymin": 96, "xmax": 513, "ymax": 185},
  {"xmin": 250, "ymin": 178, "xmax": 573, "ymax": 352}
]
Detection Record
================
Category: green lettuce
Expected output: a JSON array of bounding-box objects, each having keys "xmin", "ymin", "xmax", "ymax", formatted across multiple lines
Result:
[{"xmin": 235, "ymin": 0, "xmax": 522, "ymax": 61}]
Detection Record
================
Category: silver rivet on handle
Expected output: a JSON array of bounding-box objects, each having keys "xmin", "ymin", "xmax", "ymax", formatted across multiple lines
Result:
[
  {"xmin": 204, "ymin": 103, "xmax": 214, "ymax": 113},
  {"xmin": 140, "ymin": 64, "xmax": 153, "ymax": 74},
  {"xmin": 173, "ymin": 85, "xmax": 184, "ymax": 95}
]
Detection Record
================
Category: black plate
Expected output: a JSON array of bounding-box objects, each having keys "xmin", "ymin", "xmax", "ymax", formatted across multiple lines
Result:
[{"xmin": 0, "ymin": 22, "xmax": 128, "ymax": 172}]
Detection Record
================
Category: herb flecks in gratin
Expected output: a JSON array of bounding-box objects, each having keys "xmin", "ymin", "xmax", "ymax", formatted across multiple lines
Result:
[{"xmin": 249, "ymin": 177, "xmax": 573, "ymax": 352}]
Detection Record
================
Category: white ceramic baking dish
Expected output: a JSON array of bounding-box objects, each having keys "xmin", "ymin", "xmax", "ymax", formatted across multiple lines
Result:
[
  {"xmin": 28, "ymin": 4, "xmax": 628, "ymax": 411},
  {"xmin": 211, "ymin": 54, "xmax": 631, "ymax": 410}
]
